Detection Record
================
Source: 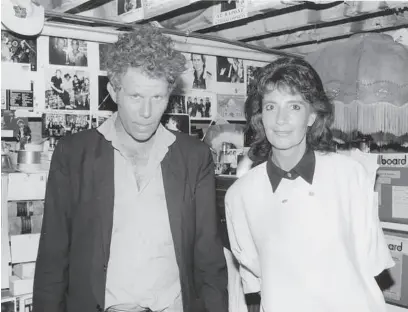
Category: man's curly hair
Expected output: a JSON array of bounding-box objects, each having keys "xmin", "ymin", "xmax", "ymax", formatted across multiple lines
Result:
[{"xmin": 105, "ymin": 25, "xmax": 187, "ymax": 91}]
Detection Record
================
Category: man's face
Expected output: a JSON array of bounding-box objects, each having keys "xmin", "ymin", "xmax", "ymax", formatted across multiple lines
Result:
[
  {"xmin": 194, "ymin": 98, "xmax": 198, "ymax": 104},
  {"xmin": 57, "ymin": 39, "xmax": 65, "ymax": 50},
  {"xmin": 113, "ymin": 67, "xmax": 170, "ymax": 142},
  {"xmin": 72, "ymin": 40, "xmax": 79, "ymax": 52},
  {"xmin": 56, "ymin": 70, "xmax": 61, "ymax": 78},
  {"xmin": 261, "ymin": 88, "xmax": 316, "ymax": 151},
  {"xmin": 192, "ymin": 54, "xmax": 203, "ymax": 72}
]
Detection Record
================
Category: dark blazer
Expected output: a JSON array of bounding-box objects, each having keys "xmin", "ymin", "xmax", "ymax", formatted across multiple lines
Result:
[{"xmin": 33, "ymin": 129, "xmax": 228, "ymax": 312}]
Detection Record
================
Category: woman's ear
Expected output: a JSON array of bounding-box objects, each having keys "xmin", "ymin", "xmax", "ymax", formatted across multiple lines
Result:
[
  {"xmin": 107, "ymin": 82, "xmax": 117, "ymax": 103},
  {"xmin": 307, "ymin": 112, "xmax": 317, "ymax": 127}
]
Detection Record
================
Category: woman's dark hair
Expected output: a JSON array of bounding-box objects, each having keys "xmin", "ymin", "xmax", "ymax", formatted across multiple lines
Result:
[{"xmin": 245, "ymin": 57, "xmax": 335, "ymax": 164}]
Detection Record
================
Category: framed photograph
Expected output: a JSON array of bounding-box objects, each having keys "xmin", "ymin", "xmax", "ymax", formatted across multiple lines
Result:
[
  {"xmin": 378, "ymin": 229, "xmax": 408, "ymax": 308},
  {"xmin": 42, "ymin": 113, "xmax": 90, "ymax": 138},
  {"xmin": 49, "ymin": 36, "xmax": 88, "ymax": 67},
  {"xmin": 217, "ymin": 94, "xmax": 246, "ymax": 121},
  {"xmin": 98, "ymin": 76, "xmax": 117, "ymax": 112},
  {"xmin": 1, "ymin": 30, "xmax": 37, "ymax": 71},
  {"xmin": 99, "ymin": 43, "xmax": 112, "ymax": 71},
  {"xmin": 216, "ymin": 56, "xmax": 244, "ymax": 84},
  {"xmin": 1, "ymin": 297, "xmax": 17, "ymax": 312},
  {"xmin": 45, "ymin": 68, "xmax": 90, "ymax": 110},
  {"xmin": 117, "ymin": 0, "xmax": 142, "ymax": 15},
  {"xmin": 2, "ymin": 89, "xmax": 8, "ymax": 110},
  {"xmin": 91, "ymin": 114, "xmax": 111, "ymax": 129},
  {"xmin": 166, "ymin": 95, "xmax": 186, "ymax": 114},
  {"xmin": 185, "ymin": 92, "xmax": 215, "ymax": 120},
  {"xmin": 161, "ymin": 113, "xmax": 190, "ymax": 134}
]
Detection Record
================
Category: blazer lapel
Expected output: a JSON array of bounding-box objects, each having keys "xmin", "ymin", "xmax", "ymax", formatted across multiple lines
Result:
[
  {"xmin": 93, "ymin": 136, "xmax": 115, "ymax": 261},
  {"xmin": 161, "ymin": 145, "xmax": 185, "ymax": 269}
]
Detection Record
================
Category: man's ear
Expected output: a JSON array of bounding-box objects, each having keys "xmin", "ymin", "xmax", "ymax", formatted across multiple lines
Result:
[
  {"xmin": 308, "ymin": 112, "xmax": 317, "ymax": 127},
  {"xmin": 107, "ymin": 82, "xmax": 117, "ymax": 103}
]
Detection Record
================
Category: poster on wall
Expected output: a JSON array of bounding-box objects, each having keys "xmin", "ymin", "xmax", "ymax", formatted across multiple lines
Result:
[
  {"xmin": 1, "ymin": 297, "xmax": 16, "ymax": 312},
  {"xmin": 1, "ymin": 30, "xmax": 37, "ymax": 71},
  {"xmin": 381, "ymin": 229, "xmax": 408, "ymax": 308},
  {"xmin": 213, "ymin": 0, "xmax": 248, "ymax": 26},
  {"xmin": 117, "ymin": 0, "xmax": 144, "ymax": 22},
  {"xmin": 45, "ymin": 68, "xmax": 90, "ymax": 110},
  {"xmin": 166, "ymin": 95, "xmax": 186, "ymax": 114},
  {"xmin": 185, "ymin": 91, "xmax": 215, "ymax": 120},
  {"xmin": 98, "ymin": 76, "xmax": 117, "ymax": 112},
  {"xmin": 161, "ymin": 113, "xmax": 190, "ymax": 134},
  {"xmin": 91, "ymin": 114, "xmax": 112, "ymax": 129},
  {"xmin": 8, "ymin": 90, "xmax": 34, "ymax": 110},
  {"xmin": 176, "ymin": 53, "xmax": 216, "ymax": 92},
  {"xmin": 215, "ymin": 56, "xmax": 246, "ymax": 94},
  {"xmin": 49, "ymin": 36, "xmax": 88, "ymax": 67},
  {"xmin": 42, "ymin": 113, "xmax": 90, "ymax": 138},
  {"xmin": 99, "ymin": 43, "xmax": 112, "ymax": 71},
  {"xmin": 217, "ymin": 94, "xmax": 246, "ymax": 120}
]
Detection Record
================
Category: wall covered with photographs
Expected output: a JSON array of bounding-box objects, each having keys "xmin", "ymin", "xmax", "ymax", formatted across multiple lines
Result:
[{"xmin": 1, "ymin": 29, "xmax": 272, "ymax": 151}]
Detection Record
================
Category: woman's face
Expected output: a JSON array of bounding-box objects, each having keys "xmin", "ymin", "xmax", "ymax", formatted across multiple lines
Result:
[{"xmin": 261, "ymin": 87, "xmax": 316, "ymax": 152}]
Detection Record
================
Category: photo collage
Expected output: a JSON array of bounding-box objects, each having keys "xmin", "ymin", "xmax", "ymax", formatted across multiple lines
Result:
[{"xmin": 1, "ymin": 29, "xmax": 271, "ymax": 145}]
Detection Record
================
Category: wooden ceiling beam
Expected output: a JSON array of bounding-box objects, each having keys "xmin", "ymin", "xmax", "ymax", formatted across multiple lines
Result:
[
  {"xmin": 247, "ymin": 15, "xmax": 408, "ymax": 49},
  {"xmin": 204, "ymin": 1, "xmax": 402, "ymax": 42}
]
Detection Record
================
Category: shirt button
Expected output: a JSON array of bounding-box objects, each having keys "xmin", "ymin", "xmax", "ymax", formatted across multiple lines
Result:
[{"xmin": 286, "ymin": 172, "xmax": 292, "ymax": 178}]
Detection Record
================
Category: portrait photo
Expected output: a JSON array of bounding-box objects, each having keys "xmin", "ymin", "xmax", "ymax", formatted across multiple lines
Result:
[
  {"xmin": 98, "ymin": 75, "xmax": 117, "ymax": 112},
  {"xmin": 166, "ymin": 95, "xmax": 186, "ymax": 114},
  {"xmin": 176, "ymin": 53, "xmax": 216, "ymax": 92},
  {"xmin": 185, "ymin": 93, "xmax": 214, "ymax": 119},
  {"xmin": 42, "ymin": 113, "xmax": 90, "ymax": 138},
  {"xmin": 117, "ymin": 0, "xmax": 142, "ymax": 15},
  {"xmin": 161, "ymin": 113, "xmax": 190, "ymax": 134},
  {"xmin": 216, "ymin": 56, "xmax": 244, "ymax": 83},
  {"xmin": 45, "ymin": 68, "xmax": 90, "ymax": 110},
  {"xmin": 49, "ymin": 36, "xmax": 88, "ymax": 67},
  {"xmin": 99, "ymin": 43, "xmax": 112, "ymax": 71},
  {"xmin": 1, "ymin": 30, "xmax": 37, "ymax": 71},
  {"xmin": 217, "ymin": 94, "xmax": 246, "ymax": 120},
  {"xmin": 246, "ymin": 65, "xmax": 262, "ymax": 94}
]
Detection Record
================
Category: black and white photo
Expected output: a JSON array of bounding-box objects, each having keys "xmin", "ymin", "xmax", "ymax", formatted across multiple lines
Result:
[
  {"xmin": 42, "ymin": 113, "xmax": 90, "ymax": 138},
  {"xmin": 166, "ymin": 95, "xmax": 186, "ymax": 114},
  {"xmin": 216, "ymin": 56, "xmax": 244, "ymax": 83},
  {"xmin": 161, "ymin": 113, "xmax": 190, "ymax": 134},
  {"xmin": 217, "ymin": 94, "xmax": 246, "ymax": 120},
  {"xmin": 98, "ymin": 75, "xmax": 117, "ymax": 111},
  {"xmin": 176, "ymin": 53, "xmax": 216, "ymax": 91},
  {"xmin": 1, "ymin": 30, "xmax": 37, "ymax": 70},
  {"xmin": 186, "ymin": 93, "xmax": 214, "ymax": 119},
  {"xmin": 246, "ymin": 65, "xmax": 261, "ymax": 94},
  {"xmin": 99, "ymin": 43, "xmax": 111, "ymax": 71},
  {"xmin": 117, "ymin": 0, "xmax": 142, "ymax": 15},
  {"xmin": 45, "ymin": 68, "xmax": 90, "ymax": 110},
  {"xmin": 49, "ymin": 36, "xmax": 88, "ymax": 67},
  {"xmin": 1, "ymin": 297, "xmax": 16, "ymax": 312}
]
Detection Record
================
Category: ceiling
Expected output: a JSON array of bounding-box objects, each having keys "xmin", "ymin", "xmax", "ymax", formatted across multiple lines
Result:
[{"xmin": 39, "ymin": 0, "xmax": 408, "ymax": 55}]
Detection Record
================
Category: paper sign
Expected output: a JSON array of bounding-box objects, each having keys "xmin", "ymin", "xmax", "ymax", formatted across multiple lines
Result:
[
  {"xmin": 384, "ymin": 235, "xmax": 408, "ymax": 301},
  {"xmin": 213, "ymin": 0, "xmax": 248, "ymax": 26},
  {"xmin": 392, "ymin": 186, "xmax": 408, "ymax": 219}
]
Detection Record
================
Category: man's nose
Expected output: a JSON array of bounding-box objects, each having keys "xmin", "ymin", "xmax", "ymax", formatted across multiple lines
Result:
[{"xmin": 140, "ymin": 99, "xmax": 152, "ymax": 118}]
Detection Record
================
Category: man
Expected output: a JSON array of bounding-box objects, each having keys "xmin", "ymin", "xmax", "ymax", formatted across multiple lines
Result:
[
  {"xmin": 49, "ymin": 70, "xmax": 65, "ymax": 108},
  {"xmin": 67, "ymin": 39, "xmax": 87, "ymax": 66},
  {"xmin": 49, "ymin": 37, "xmax": 67, "ymax": 65},
  {"xmin": 191, "ymin": 54, "xmax": 212, "ymax": 90},
  {"xmin": 33, "ymin": 26, "xmax": 228, "ymax": 312},
  {"xmin": 225, "ymin": 57, "xmax": 394, "ymax": 312}
]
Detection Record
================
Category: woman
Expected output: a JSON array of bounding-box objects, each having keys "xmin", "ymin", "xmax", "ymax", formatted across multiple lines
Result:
[{"xmin": 225, "ymin": 57, "xmax": 394, "ymax": 312}]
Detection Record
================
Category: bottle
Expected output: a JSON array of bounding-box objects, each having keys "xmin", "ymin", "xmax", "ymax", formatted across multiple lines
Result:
[{"xmin": 48, "ymin": 136, "xmax": 56, "ymax": 161}]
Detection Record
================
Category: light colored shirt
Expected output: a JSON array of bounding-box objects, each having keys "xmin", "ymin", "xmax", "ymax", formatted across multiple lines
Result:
[
  {"xmin": 98, "ymin": 113, "xmax": 183, "ymax": 312},
  {"xmin": 225, "ymin": 152, "xmax": 394, "ymax": 312}
]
